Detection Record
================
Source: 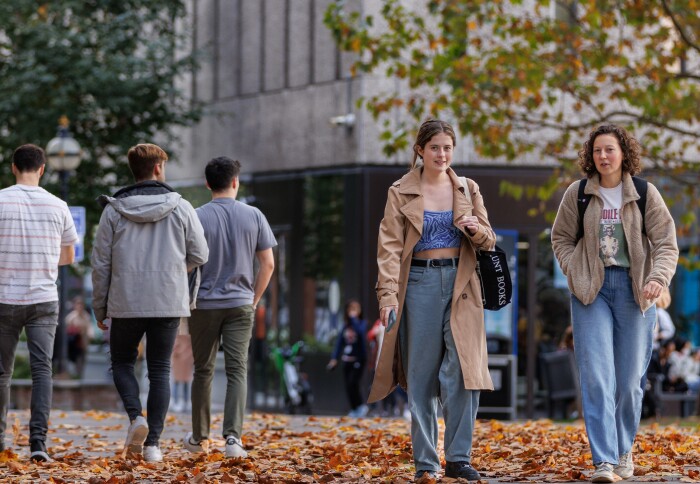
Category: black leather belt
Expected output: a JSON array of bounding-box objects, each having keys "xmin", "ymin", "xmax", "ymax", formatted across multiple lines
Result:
[{"xmin": 411, "ymin": 257, "xmax": 459, "ymax": 268}]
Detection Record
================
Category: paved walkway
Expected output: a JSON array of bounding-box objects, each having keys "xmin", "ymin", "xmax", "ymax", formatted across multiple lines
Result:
[{"xmin": 1, "ymin": 410, "xmax": 698, "ymax": 482}]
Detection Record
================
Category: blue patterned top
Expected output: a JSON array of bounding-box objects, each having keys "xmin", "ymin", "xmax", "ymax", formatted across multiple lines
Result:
[{"xmin": 414, "ymin": 210, "xmax": 463, "ymax": 252}]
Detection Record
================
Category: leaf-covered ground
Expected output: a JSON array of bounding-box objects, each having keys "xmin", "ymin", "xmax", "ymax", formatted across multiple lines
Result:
[{"xmin": 0, "ymin": 411, "xmax": 699, "ymax": 483}]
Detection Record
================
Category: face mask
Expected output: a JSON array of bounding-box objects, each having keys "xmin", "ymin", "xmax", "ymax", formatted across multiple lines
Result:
[{"xmin": 682, "ymin": 348, "xmax": 691, "ymax": 356}]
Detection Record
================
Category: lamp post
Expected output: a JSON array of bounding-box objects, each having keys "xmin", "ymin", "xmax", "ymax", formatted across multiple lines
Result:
[{"xmin": 46, "ymin": 116, "xmax": 82, "ymax": 375}]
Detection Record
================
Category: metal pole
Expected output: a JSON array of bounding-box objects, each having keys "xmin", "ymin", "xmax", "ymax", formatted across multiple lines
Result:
[
  {"xmin": 55, "ymin": 169, "xmax": 69, "ymax": 374},
  {"xmin": 525, "ymin": 232, "xmax": 538, "ymax": 418}
]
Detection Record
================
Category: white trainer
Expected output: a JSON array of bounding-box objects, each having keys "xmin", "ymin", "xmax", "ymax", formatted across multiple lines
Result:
[
  {"xmin": 225, "ymin": 435, "xmax": 248, "ymax": 458},
  {"xmin": 183, "ymin": 432, "xmax": 204, "ymax": 453},
  {"xmin": 591, "ymin": 462, "xmax": 614, "ymax": 483},
  {"xmin": 125, "ymin": 416, "xmax": 148, "ymax": 453},
  {"xmin": 143, "ymin": 445, "xmax": 162, "ymax": 462},
  {"xmin": 614, "ymin": 452, "xmax": 634, "ymax": 479}
]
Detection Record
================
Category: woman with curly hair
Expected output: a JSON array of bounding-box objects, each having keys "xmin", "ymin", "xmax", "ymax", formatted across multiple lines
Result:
[{"xmin": 551, "ymin": 124, "xmax": 678, "ymax": 483}]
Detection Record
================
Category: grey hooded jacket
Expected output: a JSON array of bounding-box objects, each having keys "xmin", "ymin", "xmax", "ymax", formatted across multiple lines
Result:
[{"xmin": 91, "ymin": 187, "xmax": 208, "ymax": 321}]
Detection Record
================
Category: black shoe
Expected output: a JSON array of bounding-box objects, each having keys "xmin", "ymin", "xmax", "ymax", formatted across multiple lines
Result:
[
  {"xmin": 30, "ymin": 440, "xmax": 51, "ymax": 462},
  {"xmin": 445, "ymin": 461, "xmax": 481, "ymax": 480}
]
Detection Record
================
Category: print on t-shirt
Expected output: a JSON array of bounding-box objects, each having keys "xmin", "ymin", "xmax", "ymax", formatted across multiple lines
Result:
[{"xmin": 598, "ymin": 188, "xmax": 630, "ymax": 268}]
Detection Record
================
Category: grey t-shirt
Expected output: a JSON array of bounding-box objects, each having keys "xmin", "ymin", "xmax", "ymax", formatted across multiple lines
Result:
[{"xmin": 195, "ymin": 198, "xmax": 277, "ymax": 309}]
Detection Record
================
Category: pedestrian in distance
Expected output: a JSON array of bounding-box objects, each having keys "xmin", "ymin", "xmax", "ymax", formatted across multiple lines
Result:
[
  {"xmin": 0, "ymin": 144, "xmax": 79, "ymax": 462},
  {"xmin": 652, "ymin": 286, "xmax": 675, "ymax": 351},
  {"xmin": 327, "ymin": 299, "xmax": 368, "ymax": 417},
  {"xmin": 182, "ymin": 157, "xmax": 276, "ymax": 459},
  {"xmin": 91, "ymin": 143, "xmax": 209, "ymax": 462},
  {"xmin": 65, "ymin": 296, "xmax": 95, "ymax": 379},
  {"xmin": 551, "ymin": 124, "xmax": 678, "ymax": 483},
  {"xmin": 371, "ymin": 119, "xmax": 496, "ymax": 481},
  {"xmin": 170, "ymin": 333, "xmax": 194, "ymax": 413}
]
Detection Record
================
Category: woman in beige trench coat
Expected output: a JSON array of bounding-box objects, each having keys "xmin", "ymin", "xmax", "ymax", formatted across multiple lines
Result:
[{"xmin": 371, "ymin": 119, "xmax": 496, "ymax": 481}]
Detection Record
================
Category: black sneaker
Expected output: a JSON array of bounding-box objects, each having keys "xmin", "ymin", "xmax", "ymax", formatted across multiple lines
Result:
[
  {"xmin": 445, "ymin": 461, "xmax": 480, "ymax": 480},
  {"xmin": 30, "ymin": 440, "xmax": 51, "ymax": 462}
]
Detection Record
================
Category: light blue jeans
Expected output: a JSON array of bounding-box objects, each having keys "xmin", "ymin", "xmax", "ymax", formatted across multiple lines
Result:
[
  {"xmin": 571, "ymin": 266, "xmax": 655, "ymax": 465},
  {"xmin": 401, "ymin": 263, "xmax": 480, "ymax": 474}
]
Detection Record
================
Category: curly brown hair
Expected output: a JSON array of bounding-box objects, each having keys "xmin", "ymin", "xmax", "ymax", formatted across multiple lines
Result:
[{"xmin": 577, "ymin": 124, "xmax": 642, "ymax": 177}]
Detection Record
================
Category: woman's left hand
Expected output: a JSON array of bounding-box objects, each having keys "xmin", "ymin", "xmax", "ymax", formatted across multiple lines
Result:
[
  {"xmin": 457, "ymin": 215, "xmax": 479, "ymax": 235},
  {"xmin": 643, "ymin": 280, "xmax": 663, "ymax": 300}
]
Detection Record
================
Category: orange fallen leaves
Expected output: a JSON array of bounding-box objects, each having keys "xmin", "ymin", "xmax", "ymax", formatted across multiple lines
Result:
[{"xmin": 0, "ymin": 412, "xmax": 699, "ymax": 482}]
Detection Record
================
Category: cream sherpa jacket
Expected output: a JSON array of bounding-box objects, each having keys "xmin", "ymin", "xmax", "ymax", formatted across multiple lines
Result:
[{"xmin": 551, "ymin": 172, "xmax": 678, "ymax": 312}]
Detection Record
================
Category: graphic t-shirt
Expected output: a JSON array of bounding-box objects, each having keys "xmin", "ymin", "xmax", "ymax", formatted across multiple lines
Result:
[{"xmin": 598, "ymin": 184, "xmax": 630, "ymax": 268}]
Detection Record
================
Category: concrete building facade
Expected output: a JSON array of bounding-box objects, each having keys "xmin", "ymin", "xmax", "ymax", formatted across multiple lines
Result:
[{"xmin": 168, "ymin": 0, "xmax": 575, "ymax": 416}]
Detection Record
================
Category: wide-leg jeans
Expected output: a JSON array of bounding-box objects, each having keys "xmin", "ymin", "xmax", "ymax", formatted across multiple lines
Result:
[
  {"xmin": 110, "ymin": 317, "xmax": 179, "ymax": 447},
  {"xmin": 0, "ymin": 301, "xmax": 58, "ymax": 446},
  {"xmin": 571, "ymin": 266, "xmax": 655, "ymax": 465},
  {"xmin": 401, "ymin": 263, "xmax": 480, "ymax": 474}
]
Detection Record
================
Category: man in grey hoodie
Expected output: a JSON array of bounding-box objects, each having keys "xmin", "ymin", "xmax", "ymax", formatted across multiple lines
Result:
[{"xmin": 91, "ymin": 143, "xmax": 208, "ymax": 462}]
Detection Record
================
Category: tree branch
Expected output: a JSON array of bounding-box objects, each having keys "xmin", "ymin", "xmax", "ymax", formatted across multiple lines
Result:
[{"xmin": 660, "ymin": 0, "xmax": 700, "ymax": 54}]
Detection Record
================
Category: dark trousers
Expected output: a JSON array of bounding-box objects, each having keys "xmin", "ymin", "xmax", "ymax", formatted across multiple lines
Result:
[
  {"xmin": 343, "ymin": 361, "xmax": 365, "ymax": 410},
  {"xmin": 0, "ymin": 301, "xmax": 58, "ymax": 445},
  {"xmin": 110, "ymin": 317, "xmax": 179, "ymax": 446}
]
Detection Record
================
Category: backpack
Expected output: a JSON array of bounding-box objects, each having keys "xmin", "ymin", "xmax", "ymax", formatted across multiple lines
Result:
[{"xmin": 576, "ymin": 176, "xmax": 647, "ymax": 242}]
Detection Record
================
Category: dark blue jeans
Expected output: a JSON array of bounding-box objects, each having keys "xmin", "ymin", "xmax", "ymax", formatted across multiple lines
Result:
[
  {"xmin": 110, "ymin": 317, "xmax": 179, "ymax": 447},
  {"xmin": 0, "ymin": 301, "xmax": 58, "ymax": 446}
]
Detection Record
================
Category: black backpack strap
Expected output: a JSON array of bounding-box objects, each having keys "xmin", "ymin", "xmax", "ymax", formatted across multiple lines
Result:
[
  {"xmin": 576, "ymin": 178, "xmax": 590, "ymax": 242},
  {"xmin": 632, "ymin": 176, "xmax": 648, "ymax": 236}
]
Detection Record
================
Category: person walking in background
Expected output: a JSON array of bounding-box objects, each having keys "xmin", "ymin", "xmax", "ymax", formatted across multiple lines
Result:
[
  {"xmin": 170, "ymin": 333, "xmax": 194, "ymax": 413},
  {"xmin": 91, "ymin": 143, "xmax": 208, "ymax": 462},
  {"xmin": 65, "ymin": 296, "xmax": 94, "ymax": 379},
  {"xmin": 0, "ymin": 144, "xmax": 78, "ymax": 462},
  {"xmin": 552, "ymin": 124, "xmax": 678, "ymax": 483},
  {"xmin": 182, "ymin": 157, "xmax": 276, "ymax": 459},
  {"xmin": 371, "ymin": 119, "xmax": 496, "ymax": 481},
  {"xmin": 327, "ymin": 299, "xmax": 368, "ymax": 417},
  {"xmin": 653, "ymin": 287, "xmax": 675, "ymax": 351}
]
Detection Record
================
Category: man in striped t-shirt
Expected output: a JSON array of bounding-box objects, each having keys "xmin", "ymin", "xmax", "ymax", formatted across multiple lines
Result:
[{"xmin": 0, "ymin": 144, "xmax": 78, "ymax": 462}]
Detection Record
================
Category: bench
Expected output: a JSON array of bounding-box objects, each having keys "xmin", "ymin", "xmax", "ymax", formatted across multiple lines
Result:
[
  {"xmin": 649, "ymin": 374, "xmax": 698, "ymax": 417},
  {"xmin": 10, "ymin": 378, "xmax": 121, "ymax": 411},
  {"xmin": 539, "ymin": 350, "xmax": 581, "ymax": 419}
]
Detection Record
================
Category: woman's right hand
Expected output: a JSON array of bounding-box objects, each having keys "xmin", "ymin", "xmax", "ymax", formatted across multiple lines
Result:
[
  {"xmin": 380, "ymin": 305, "xmax": 398, "ymax": 327},
  {"xmin": 97, "ymin": 320, "xmax": 109, "ymax": 331}
]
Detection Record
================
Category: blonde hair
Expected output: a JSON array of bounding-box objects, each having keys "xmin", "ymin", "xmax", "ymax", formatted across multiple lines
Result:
[{"xmin": 657, "ymin": 287, "xmax": 672, "ymax": 310}]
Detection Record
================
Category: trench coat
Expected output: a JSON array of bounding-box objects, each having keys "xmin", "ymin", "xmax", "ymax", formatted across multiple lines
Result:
[{"xmin": 368, "ymin": 167, "xmax": 496, "ymax": 403}]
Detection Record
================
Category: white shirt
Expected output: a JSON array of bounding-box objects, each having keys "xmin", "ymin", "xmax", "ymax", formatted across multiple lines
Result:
[{"xmin": 0, "ymin": 185, "xmax": 78, "ymax": 305}]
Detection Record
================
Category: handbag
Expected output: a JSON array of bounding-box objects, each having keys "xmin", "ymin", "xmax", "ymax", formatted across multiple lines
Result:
[{"xmin": 475, "ymin": 245, "xmax": 512, "ymax": 311}]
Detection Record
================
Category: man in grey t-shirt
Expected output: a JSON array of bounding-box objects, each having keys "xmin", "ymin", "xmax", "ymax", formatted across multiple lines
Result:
[{"xmin": 183, "ymin": 157, "xmax": 276, "ymax": 458}]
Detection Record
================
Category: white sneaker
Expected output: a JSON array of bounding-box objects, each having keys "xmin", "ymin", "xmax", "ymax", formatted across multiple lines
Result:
[
  {"xmin": 614, "ymin": 452, "xmax": 634, "ymax": 479},
  {"xmin": 183, "ymin": 432, "xmax": 204, "ymax": 453},
  {"xmin": 125, "ymin": 416, "xmax": 148, "ymax": 453},
  {"xmin": 170, "ymin": 400, "xmax": 185, "ymax": 413},
  {"xmin": 591, "ymin": 462, "xmax": 615, "ymax": 483},
  {"xmin": 143, "ymin": 445, "xmax": 162, "ymax": 462},
  {"xmin": 225, "ymin": 435, "xmax": 248, "ymax": 458}
]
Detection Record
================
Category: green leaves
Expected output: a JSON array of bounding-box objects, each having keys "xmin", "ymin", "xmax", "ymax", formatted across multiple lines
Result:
[
  {"xmin": 0, "ymin": 0, "xmax": 199, "ymax": 264},
  {"xmin": 325, "ymin": 0, "xmax": 700, "ymax": 234}
]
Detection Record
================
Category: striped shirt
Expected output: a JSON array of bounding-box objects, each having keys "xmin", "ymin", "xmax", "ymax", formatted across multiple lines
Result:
[{"xmin": 0, "ymin": 184, "xmax": 79, "ymax": 305}]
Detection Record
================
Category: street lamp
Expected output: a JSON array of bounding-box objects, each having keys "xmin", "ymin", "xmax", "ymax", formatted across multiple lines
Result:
[{"xmin": 46, "ymin": 116, "xmax": 82, "ymax": 375}]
